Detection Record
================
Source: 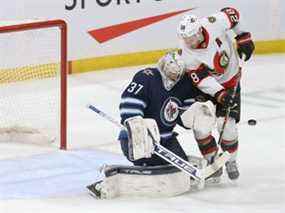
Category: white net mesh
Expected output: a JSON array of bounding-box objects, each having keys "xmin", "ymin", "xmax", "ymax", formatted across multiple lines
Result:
[{"xmin": 0, "ymin": 21, "xmax": 62, "ymax": 145}]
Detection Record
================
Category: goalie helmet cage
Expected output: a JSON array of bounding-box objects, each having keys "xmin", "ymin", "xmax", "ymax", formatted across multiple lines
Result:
[{"xmin": 0, "ymin": 19, "xmax": 67, "ymax": 150}]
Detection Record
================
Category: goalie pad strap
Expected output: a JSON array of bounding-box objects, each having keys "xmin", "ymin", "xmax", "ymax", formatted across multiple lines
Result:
[{"xmin": 104, "ymin": 164, "xmax": 180, "ymax": 177}]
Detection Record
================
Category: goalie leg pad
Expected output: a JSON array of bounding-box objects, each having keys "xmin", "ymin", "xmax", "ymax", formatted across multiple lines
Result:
[
  {"xmin": 89, "ymin": 164, "xmax": 192, "ymax": 199},
  {"xmin": 87, "ymin": 152, "xmax": 231, "ymax": 199}
]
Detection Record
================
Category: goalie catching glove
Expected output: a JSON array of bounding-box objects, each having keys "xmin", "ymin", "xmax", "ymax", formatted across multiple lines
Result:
[{"xmin": 124, "ymin": 116, "xmax": 160, "ymax": 161}]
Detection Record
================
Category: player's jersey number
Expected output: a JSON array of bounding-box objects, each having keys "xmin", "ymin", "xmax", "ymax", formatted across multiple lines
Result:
[
  {"xmin": 127, "ymin": 82, "xmax": 144, "ymax": 94},
  {"xmin": 190, "ymin": 72, "xmax": 200, "ymax": 84}
]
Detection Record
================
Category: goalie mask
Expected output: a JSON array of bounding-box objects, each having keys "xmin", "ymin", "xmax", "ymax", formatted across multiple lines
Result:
[{"xmin": 158, "ymin": 52, "xmax": 185, "ymax": 91}]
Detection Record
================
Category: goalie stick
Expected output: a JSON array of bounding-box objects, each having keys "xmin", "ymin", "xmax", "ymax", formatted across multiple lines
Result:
[{"xmin": 87, "ymin": 104, "xmax": 231, "ymax": 182}]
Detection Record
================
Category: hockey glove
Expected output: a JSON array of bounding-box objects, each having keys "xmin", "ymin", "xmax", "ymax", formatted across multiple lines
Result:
[
  {"xmin": 124, "ymin": 116, "xmax": 160, "ymax": 161},
  {"xmin": 215, "ymin": 89, "xmax": 236, "ymax": 109},
  {"xmin": 235, "ymin": 32, "xmax": 255, "ymax": 61}
]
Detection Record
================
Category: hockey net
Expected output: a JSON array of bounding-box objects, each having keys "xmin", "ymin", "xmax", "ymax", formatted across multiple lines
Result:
[{"xmin": 0, "ymin": 19, "xmax": 67, "ymax": 149}]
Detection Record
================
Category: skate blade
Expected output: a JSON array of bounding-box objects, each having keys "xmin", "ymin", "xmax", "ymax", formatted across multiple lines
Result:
[{"xmin": 86, "ymin": 185, "xmax": 101, "ymax": 199}]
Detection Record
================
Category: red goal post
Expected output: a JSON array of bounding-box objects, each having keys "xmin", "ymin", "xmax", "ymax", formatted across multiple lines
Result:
[{"xmin": 0, "ymin": 19, "xmax": 67, "ymax": 149}]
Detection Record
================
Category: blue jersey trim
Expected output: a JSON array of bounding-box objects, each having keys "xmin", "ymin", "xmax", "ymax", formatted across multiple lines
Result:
[{"xmin": 120, "ymin": 97, "xmax": 147, "ymax": 108}]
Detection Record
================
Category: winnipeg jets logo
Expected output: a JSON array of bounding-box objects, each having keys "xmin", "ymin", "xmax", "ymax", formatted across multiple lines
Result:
[{"xmin": 160, "ymin": 97, "xmax": 181, "ymax": 126}]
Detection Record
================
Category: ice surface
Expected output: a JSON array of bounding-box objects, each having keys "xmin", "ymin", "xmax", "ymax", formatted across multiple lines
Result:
[{"xmin": 0, "ymin": 55, "xmax": 284, "ymax": 213}]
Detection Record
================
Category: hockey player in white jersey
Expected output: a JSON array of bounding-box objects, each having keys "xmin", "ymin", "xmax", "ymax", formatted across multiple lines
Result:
[{"xmin": 177, "ymin": 7, "xmax": 255, "ymax": 180}]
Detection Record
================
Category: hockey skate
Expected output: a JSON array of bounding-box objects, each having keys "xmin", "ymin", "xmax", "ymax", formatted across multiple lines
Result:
[
  {"xmin": 86, "ymin": 165, "xmax": 121, "ymax": 199},
  {"xmin": 86, "ymin": 180, "xmax": 103, "ymax": 199},
  {"xmin": 86, "ymin": 164, "xmax": 110, "ymax": 199},
  {"xmin": 225, "ymin": 160, "xmax": 239, "ymax": 180}
]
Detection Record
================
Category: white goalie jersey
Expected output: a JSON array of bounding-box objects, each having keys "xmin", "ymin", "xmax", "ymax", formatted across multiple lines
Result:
[{"xmin": 179, "ymin": 10, "xmax": 242, "ymax": 97}]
